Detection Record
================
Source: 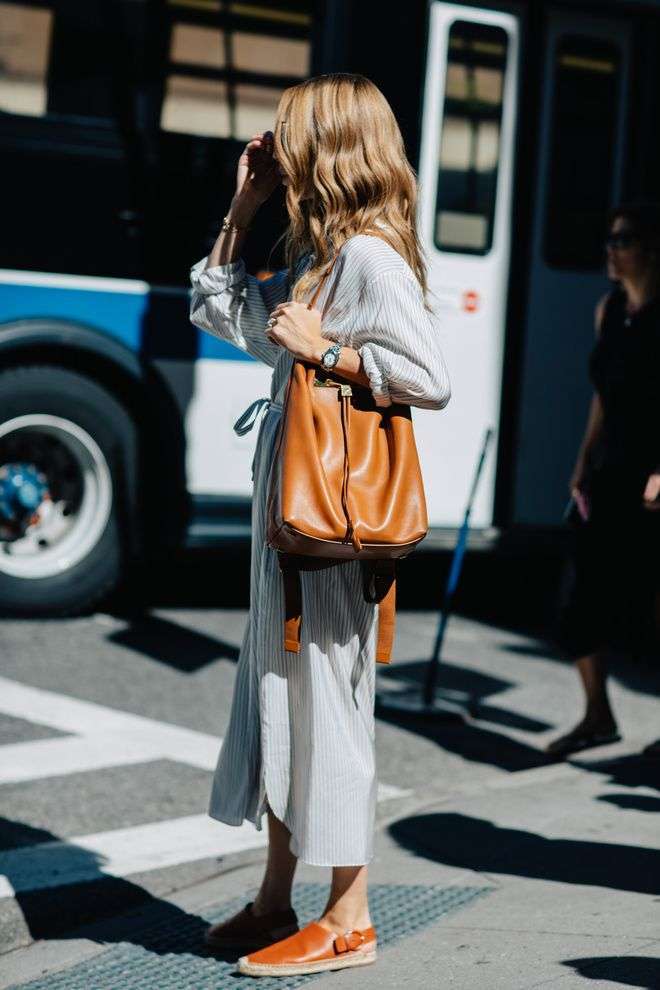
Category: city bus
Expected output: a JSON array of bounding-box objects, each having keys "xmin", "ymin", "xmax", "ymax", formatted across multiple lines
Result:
[{"xmin": 1, "ymin": 0, "xmax": 658, "ymax": 614}]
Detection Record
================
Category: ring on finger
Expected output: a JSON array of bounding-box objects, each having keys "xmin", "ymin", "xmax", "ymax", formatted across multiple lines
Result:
[{"xmin": 267, "ymin": 316, "xmax": 277, "ymax": 327}]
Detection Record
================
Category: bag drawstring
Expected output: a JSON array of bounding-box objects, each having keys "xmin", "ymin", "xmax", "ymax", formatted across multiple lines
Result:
[{"xmin": 339, "ymin": 391, "xmax": 362, "ymax": 553}]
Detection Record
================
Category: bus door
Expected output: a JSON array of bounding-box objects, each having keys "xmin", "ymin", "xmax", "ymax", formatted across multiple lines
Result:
[
  {"xmin": 417, "ymin": 2, "xmax": 519, "ymax": 532},
  {"xmin": 512, "ymin": 9, "xmax": 631, "ymax": 528}
]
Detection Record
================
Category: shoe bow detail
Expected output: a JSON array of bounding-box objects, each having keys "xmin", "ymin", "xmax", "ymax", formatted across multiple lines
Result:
[{"xmin": 334, "ymin": 930, "xmax": 366, "ymax": 954}]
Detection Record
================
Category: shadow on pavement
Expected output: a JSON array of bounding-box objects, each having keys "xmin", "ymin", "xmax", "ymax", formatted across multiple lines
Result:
[
  {"xmin": 389, "ymin": 812, "xmax": 660, "ymax": 895},
  {"xmin": 375, "ymin": 700, "xmax": 551, "ymax": 773},
  {"xmin": 0, "ymin": 817, "xmax": 220, "ymax": 959},
  {"xmin": 106, "ymin": 612, "xmax": 240, "ymax": 670},
  {"xmin": 574, "ymin": 753, "xmax": 660, "ymax": 793},
  {"xmin": 376, "ymin": 657, "xmax": 553, "ymax": 773},
  {"xmin": 598, "ymin": 793, "xmax": 660, "ymax": 812},
  {"xmin": 379, "ymin": 658, "xmax": 553, "ymax": 733},
  {"xmin": 501, "ymin": 638, "xmax": 660, "ymax": 700},
  {"xmin": 563, "ymin": 955, "xmax": 660, "ymax": 987}
]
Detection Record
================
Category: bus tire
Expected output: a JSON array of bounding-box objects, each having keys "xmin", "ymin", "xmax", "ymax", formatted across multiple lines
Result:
[{"xmin": 0, "ymin": 365, "xmax": 137, "ymax": 616}]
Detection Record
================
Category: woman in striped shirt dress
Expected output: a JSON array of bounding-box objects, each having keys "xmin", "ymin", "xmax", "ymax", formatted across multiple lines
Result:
[{"xmin": 189, "ymin": 73, "xmax": 450, "ymax": 978}]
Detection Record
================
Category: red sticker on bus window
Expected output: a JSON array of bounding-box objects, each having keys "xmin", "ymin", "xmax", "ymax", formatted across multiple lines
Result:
[{"xmin": 463, "ymin": 290, "xmax": 479, "ymax": 312}]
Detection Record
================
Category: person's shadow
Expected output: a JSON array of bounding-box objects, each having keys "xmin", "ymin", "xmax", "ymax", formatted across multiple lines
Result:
[
  {"xmin": 389, "ymin": 812, "xmax": 660, "ymax": 896},
  {"xmin": 376, "ymin": 658, "xmax": 554, "ymax": 774},
  {"xmin": 562, "ymin": 955, "xmax": 660, "ymax": 988},
  {"xmin": 1, "ymin": 818, "xmax": 238, "ymax": 962},
  {"xmin": 574, "ymin": 752, "xmax": 660, "ymax": 815}
]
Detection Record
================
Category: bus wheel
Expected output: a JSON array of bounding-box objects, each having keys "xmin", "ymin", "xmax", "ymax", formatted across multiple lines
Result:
[{"xmin": 0, "ymin": 365, "xmax": 136, "ymax": 616}]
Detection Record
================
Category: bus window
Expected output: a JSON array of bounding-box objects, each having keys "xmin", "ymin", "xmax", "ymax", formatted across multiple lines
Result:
[
  {"xmin": 544, "ymin": 36, "xmax": 621, "ymax": 270},
  {"xmin": 0, "ymin": 2, "xmax": 52, "ymax": 117},
  {"xmin": 0, "ymin": 1, "xmax": 312, "ymax": 284},
  {"xmin": 0, "ymin": 1, "xmax": 144, "ymax": 124},
  {"xmin": 434, "ymin": 20, "xmax": 508, "ymax": 255},
  {"xmin": 161, "ymin": 3, "xmax": 310, "ymax": 141}
]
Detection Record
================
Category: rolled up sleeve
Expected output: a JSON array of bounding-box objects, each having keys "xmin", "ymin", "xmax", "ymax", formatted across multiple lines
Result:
[
  {"xmin": 355, "ymin": 270, "xmax": 451, "ymax": 411},
  {"xmin": 189, "ymin": 256, "xmax": 289, "ymax": 368}
]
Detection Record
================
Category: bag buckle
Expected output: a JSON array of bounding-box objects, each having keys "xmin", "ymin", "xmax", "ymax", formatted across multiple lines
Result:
[{"xmin": 312, "ymin": 377, "xmax": 352, "ymax": 397}]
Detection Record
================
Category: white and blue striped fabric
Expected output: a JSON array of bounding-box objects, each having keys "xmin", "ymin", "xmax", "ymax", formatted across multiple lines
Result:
[{"xmin": 189, "ymin": 233, "xmax": 450, "ymax": 866}]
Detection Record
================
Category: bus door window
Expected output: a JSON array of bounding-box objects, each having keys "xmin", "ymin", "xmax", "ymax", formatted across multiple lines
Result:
[
  {"xmin": 434, "ymin": 20, "xmax": 508, "ymax": 255},
  {"xmin": 151, "ymin": 1, "xmax": 311, "ymax": 286},
  {"xmin": 544, "ymin": 37, "xmax": 622, "ymax": 270},
  {"xmin": 0, "ymin": 2, "xmax": 52, "ymax": 117},
  {"xmin": 512, "ymin": 13, "xmax": 630, "ymax": 528}
]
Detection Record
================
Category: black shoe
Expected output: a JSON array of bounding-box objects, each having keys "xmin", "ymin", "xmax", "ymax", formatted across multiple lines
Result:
[
  {"xmin": 204, "ymin": 901, "xmax": 299, "ymax": 952},
  {"xmin": 546, "ymin": 723, "xmax": 621, "ymax": 758}
]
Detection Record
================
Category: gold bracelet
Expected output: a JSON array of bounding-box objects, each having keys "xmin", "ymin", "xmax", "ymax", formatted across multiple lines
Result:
[{"xmin": 221, "ymin": 214, "xmax": 250, "ymax": 233}]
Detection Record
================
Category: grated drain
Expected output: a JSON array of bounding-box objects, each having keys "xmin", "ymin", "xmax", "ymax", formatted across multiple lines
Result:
[{"xmin": 11, "ymin": 882, "xmax": 490, "ymax": 989}]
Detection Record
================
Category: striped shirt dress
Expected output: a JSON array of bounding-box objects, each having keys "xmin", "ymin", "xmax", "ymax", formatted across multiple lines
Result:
[{"xmin": 189, "ymin": 233, "xmax": 451, "ymax": 867}]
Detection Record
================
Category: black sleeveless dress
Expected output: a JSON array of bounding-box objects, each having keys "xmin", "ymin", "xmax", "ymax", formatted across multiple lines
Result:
[{"xmin": 557, "ymin": 287, "xmax": 660, "ymax": 657}]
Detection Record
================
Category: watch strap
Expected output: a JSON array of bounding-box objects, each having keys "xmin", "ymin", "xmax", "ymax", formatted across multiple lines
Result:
[{"xmin": 321, "ymin": 343, "xmax": 341, "ymax": 367}]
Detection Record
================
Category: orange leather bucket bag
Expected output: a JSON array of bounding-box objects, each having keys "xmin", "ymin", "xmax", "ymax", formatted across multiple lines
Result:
[{"xmin": 266, "ymin": 254, "xmax": 428, "ymax": 663}]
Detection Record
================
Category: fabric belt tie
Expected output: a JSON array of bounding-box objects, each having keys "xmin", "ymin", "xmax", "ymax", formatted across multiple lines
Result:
[
  {"xmin": 234, "ymin": 397, "xmax": 280, "ymax": 482},
  {"xmin": 233, "ymin": 397, "xmax": 272, "ymax": 437}
]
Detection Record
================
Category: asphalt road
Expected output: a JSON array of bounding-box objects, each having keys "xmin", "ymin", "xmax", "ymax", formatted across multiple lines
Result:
[{"xmin": 1, "ymin": 563, "xmax": 659, "ymax": 984}]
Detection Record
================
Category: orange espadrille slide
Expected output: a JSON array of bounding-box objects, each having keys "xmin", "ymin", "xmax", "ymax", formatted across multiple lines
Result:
[{"xmin": 237, "ymin": 920, "xmax": 377, "ymax": 976}]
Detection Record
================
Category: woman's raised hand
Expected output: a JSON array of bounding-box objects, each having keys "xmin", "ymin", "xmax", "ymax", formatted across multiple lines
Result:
[
  {"xmin": 643, "ymin": 472, "xmax": 660, "ymax": 510},
  {"xmin": 235, "ymin": 131, "xmax": 281, "ymax": 205},
  {"xmin": 569, "ymin": 458, "xmax": 587, "ymax": 501}
]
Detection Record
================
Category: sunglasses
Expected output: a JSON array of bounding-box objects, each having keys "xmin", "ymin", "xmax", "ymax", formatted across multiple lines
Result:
[{"xmin": 605, "ymin": 231, "xmax": 639, "ymax": 250}]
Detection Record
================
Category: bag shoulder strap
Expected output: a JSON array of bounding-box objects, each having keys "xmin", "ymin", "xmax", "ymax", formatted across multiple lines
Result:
[
  {"xmin": 362, "ymin": 560, "xmax": 396, "ymax": 663},
  {"xmin": 278, "ymin": 555, "xmax": 397, "ymax": 664},
  {"xmin": 306, "ymin": 252, "xmax": 341, "ymax": 311}
]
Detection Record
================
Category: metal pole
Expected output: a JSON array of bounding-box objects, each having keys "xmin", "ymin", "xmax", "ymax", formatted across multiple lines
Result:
[{"xmin": 423, "ymin": 428, "xmax": 495, "ymax": 706}]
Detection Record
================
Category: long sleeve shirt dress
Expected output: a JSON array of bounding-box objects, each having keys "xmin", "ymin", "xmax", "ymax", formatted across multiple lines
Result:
[{"xmin": 189, "ymin": 232, "xmax": 451, "ymax": 867}]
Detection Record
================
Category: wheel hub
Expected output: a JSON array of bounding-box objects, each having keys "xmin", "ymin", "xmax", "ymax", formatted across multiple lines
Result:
[
  {"xmin": 0, "ymin": 462, "xmax": 51, "ymax": 541},
  {"xmin": 0, "ymin": 414, "xmax": 112, "ymax": 579}
]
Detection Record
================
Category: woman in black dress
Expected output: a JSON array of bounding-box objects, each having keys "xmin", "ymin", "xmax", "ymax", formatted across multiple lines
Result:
[{"xmin": 548, "ymin": 203, "xmax": 660, "ymax": 757}]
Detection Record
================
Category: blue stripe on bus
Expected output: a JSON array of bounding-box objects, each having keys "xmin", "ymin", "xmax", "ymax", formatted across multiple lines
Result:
[{"xmin": 0, "ymin": 282, "xmax": 254, "ymax": 362}]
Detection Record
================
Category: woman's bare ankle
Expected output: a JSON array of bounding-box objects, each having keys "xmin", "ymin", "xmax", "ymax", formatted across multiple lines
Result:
[{"xmin": 318, "ymin": 909, "xmax": 372, "ymax": 934}]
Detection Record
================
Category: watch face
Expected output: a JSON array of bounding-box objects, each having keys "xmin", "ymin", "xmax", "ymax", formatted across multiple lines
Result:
[{"xmin": 322, "ymin": 350, "xmax": 338, "ymax": 368}]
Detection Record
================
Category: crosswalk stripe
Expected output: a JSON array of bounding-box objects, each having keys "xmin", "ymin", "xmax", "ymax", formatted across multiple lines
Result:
[
  {"xmin": 0, "ymin": 674, "xmax": 412, "ymax": 897},
  {"xmin": 0, "ymin": 676, "xmax": 221, "ymax": 773},
  {"xmin": 0, "ymin": 814, "xmax": 266, "ymax": 897},
  {"xmin": 0, "ymin": 779, "xmax": 410, "ymax": 899},
  {"xmin": 0, "ymin": 735, "xmax": 168, "ymax": 785}
]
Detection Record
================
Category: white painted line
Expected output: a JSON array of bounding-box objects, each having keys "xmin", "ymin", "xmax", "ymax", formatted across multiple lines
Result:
[
  {"xmin": 0, "ymin": 676, "xmax": 221, "ymax": 773},
  {"xmin": 0, "ymin": 735, "xmax": 163, "ymax": 785},
  {"xmin": 0, "ymin": 780, "xmax": 409, "ymax": 899},
  {"xmin": 377, "ymin": 782, "xmax": 412, "ymax": 801},
  {"xmin": 0, "ymin": 268, "xmax": 150, "ymax": 295},
  {"xmin": 0, "ymin": 679, "xmax": 414, "ymax": 798},
  {"xmin": 0, "ymin": 748, "xmax": 410, "ymax": 797},
  {"xmin": 0, "ymin": 814, "xmax": 267, "ymax": 898},
  {"xmin": 0, "ymin": 674, "xmax": 410, "ymax": 896}
]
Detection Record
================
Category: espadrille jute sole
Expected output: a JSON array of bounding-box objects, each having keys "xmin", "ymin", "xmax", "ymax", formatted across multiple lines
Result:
[{"xmin": 237, "ymin": 948, "xmax": 377, "ymax": 976}]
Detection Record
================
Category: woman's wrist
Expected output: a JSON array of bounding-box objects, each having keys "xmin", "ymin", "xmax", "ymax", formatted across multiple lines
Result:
[
  {"xmin": 313, "ymin": 343, "xmax": 371, "ymax": 389},
  {"xmin": 205, "ymin": 192, "xmax": 260, "ymax": 269},
  {"xmin": 228, "ymin": 190, "xmax": 261, "ymax": 227}
]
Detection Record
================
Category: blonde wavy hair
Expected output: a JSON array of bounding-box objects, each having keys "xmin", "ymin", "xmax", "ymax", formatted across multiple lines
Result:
[{"xmin": 271, "ymin": 73, "xmax": 430, "ymax": 308}]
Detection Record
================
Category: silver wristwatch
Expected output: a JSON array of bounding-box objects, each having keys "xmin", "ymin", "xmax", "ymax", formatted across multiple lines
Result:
[{"xmin": 320, "ymin": 343, "xmax": 341, "ymax": 369}]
